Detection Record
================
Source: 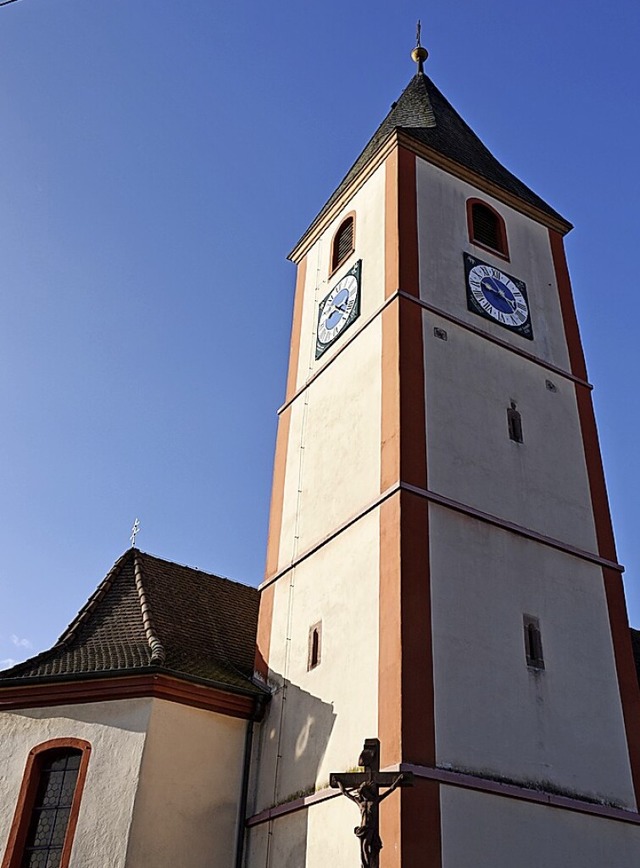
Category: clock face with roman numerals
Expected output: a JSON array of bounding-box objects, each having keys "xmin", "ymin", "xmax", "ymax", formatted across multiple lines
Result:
[
  {"xmin": 316, "ymin": 260, "xmax": 361, "ymax": 358},
  {"xmin": 464, "ymin": 253, "xmax": 533, "ymax": 340}
]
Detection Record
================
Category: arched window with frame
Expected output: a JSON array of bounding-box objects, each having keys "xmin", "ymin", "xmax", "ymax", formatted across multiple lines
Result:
[
  {"xmin": 467, "ymin": 198, "xmax": 509, "ymax": 259},
  {"xmin": 2, "ymin": 738, "xmax": 91, "ymax": 868},
  {"xmin": 330, "ymin": 213, "xmax": 355, "ymax": 275}
]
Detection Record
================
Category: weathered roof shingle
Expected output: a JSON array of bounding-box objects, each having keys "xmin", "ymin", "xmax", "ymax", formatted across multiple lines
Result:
[
  {"xmin": 293, "ymin": 72, "xmax": 569, "ymax": 256},
  {"xmin": 0, "ymin": 549, "xmax": 264, "ymax": 696}
]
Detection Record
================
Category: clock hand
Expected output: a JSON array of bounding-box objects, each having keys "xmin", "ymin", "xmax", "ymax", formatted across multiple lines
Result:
[{"xmin": 482, "ymin": 279, "xmax": 516, "ymax": 310}]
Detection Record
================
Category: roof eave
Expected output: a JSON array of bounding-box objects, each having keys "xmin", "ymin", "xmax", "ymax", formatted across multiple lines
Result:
[
  {"xmin": 288, "ymin": 128, "xmax": 572, "ymax": 266},
  {"xmin": 0, "ymin": 668, "xmax": 269, "ymax": 720}
]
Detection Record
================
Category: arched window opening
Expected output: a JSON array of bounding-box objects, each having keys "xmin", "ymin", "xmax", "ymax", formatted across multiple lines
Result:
[
  {"xmin": 467, "ymin": 199, "xmax": 509, "ymax": 258},
  {"xmin": 2, "ymin": 739, "xmax": 91, "ymax": 868},
  {"xmin": 331, "ymin": 215, "xmax": 355, "ymax": 274}
]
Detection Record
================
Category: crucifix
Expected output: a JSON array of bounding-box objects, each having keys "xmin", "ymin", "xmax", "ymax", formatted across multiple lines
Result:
[{"xmin": 330, "ymin": 738, "xmax": 414, "ymax": 868}]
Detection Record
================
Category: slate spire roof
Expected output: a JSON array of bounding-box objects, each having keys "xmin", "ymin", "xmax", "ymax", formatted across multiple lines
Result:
[
  {"xmin": 0, "ymin": 549, "xmax": 265, "ymax": 697},
  {"xmin": 294, "ymin": 71, "xmax": 569, "ymax": 254}
]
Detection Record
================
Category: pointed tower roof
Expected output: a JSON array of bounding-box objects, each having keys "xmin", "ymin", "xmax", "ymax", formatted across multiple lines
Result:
[
  {"xmin": 0, "ymin": 549, "xmax": 266, "ymax": 700},
  {"xmin": 291, "ymin": 70, "xmax": 570, "ymax": 259}
]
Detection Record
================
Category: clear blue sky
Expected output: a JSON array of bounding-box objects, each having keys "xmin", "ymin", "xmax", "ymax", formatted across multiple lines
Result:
[{"xmin": 1, "ymin": 0, "xmax": 639, "ymax": 667}]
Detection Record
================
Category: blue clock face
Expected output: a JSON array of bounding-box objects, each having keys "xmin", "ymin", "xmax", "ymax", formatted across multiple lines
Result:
[
  {"xmin": 464, "ymin": 254, "xmax": 532, "ymax": 339},
  {"xmin": 323, "ymin": 287, "xmax": 351, "ymax": 331},
  {"xmin": 478, "ymin": 275, "xmax": 519, "ymax": 315},
  {"xmin": 316, "ymin": 260, "xmax": 362, "ymax": 358}
]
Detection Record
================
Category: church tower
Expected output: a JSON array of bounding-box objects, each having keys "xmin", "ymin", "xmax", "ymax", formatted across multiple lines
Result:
[{"xmin": 247, "ymin": 40, "xmax": 640, "ymax": 867}]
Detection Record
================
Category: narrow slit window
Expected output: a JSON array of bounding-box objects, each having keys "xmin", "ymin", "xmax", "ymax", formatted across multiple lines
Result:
[
  {"xmin": 523, "ymin": 615, "xmax": 544, "ymax": 669},
  {"xmin": 331, "ymin": 216, "xmax": 355, "ymax": 273},
  {"xmin": 467, "ymin": 199, "xmax": 509, "ymax": 258},
  {"xmin": 308, "ymin": 622, "xmax": 322, "ymax": 670},
  {"xmin": 507, "ymin": 401, "xmax": 523, "ymax": 443}
]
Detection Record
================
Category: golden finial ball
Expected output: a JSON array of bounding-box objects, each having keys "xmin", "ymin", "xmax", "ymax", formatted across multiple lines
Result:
[{"xmin": 411, "ymin": 46, "xmax": 429, "ymax": 65}]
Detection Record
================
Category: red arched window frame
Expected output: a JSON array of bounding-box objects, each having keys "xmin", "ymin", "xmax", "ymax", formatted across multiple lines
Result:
[
  {"xmin": 466, "ymin": 198, "xmax": 510, "ymax": 260},
  {"xmin": 1, "ymin": 738, "xmax": 92, "ymax": 868},
  {"xmin": 329, "ymin": 212, "xmax": 356, "ymax": 276}
]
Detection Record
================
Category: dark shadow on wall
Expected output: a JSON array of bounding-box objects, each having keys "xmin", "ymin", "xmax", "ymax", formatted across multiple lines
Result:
[{"xmin": 244, "ymin": 676, "xmax": 337, "ymax": 866}]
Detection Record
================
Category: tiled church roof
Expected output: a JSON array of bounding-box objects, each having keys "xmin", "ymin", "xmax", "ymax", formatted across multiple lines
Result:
[
  {"xmin": 0, "ymin": 549, "xmax": 265, "ymax": 697},
  {"xmin": 294, "ymin": 72, "xmax": 569, "ymax": 255}
]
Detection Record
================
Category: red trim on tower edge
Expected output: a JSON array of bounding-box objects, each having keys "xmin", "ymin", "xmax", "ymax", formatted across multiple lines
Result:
[
  {"xmin": 550, "ymin": 227, "xmax": 640, "ymax": 806},
  {"xmin": 285, "ymin": 256, "xmax": 308, "ymax": 404},
  {"xmin": 380, "ymin": 146, "xmax": 441, "ymax": 868}
]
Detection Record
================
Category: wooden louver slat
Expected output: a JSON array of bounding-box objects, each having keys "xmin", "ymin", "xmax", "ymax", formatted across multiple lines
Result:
[
  {"xmin": 332, "ymin": 218, "xmax": 354, "ymax": 270},
  {"xmin": 472, "ymin": 204, "xmax": 500, "ymax": 251}
]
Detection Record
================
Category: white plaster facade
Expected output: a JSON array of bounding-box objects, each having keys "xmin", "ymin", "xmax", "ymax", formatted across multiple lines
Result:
[
  {"xmin": 440, "ymin": 787, "xmax": 640, "ymax": 867},
  {"xmin": 0, "ymin": 698, "xmax": 248, "ymax": 868}
]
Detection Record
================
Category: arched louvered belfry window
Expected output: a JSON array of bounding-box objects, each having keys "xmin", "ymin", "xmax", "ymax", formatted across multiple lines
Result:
[
  {"xmin": 2, "ymin": 739, "xmax": 91, "ymax": 868},
  {"xmin": 467, "ymin": 199, "xmax": 509, "ymax": 259},
  {"xmin": 330, "ymin": 214, "xmax": 355, "ymax": 274}
]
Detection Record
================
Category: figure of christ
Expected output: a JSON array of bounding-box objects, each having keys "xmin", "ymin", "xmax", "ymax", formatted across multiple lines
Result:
[{"xmin": 336, "ymin": 774, "xmax": 405, "ymax": 868}]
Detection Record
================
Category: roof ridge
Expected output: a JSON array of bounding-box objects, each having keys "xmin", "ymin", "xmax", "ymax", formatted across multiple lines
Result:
[
  {"xmin": 0, "ymin": 549, "xmax": 135, "ymax": 678},
  {"xmin": 58, "ymin": 548, "xmax": 133, "ymax": 647},
  {"xmin": 135, "ymin": 549, "xmax": 250, "ymax": 590},
  {"xmin": 133, "ymin": 550, "xmax": 166, "ymax": 665}
]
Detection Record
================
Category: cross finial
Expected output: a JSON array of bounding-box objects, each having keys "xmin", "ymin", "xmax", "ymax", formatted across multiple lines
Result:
[
  {"xmin": 411, "ymin": 19, "xmax": 429, "ymax": 73},
  {"xmin": 130, "ymin": 518, "xmax": 140, "ymax": 548}
]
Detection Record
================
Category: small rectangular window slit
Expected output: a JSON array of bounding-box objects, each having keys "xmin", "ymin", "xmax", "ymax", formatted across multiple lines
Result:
[
  {"xmin": 507, "ymin": 401, "xmax": 523, "ymax": 443},
  {"xmin": 523, "ymin": 614, "xmax": 544, "ymax": 670},
  {"xmin": 308, "ymin": 622, "xmax": 322, "ymax": 670}
]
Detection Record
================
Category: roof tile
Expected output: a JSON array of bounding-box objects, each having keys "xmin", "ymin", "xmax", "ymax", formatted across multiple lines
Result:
[
  {"xmin": 0, "ymin": 549, "xmax": 264, "ymax": 696},
  {"xmin": 293, "ymin": 72, "xmax": 568, "ymax": 256}
]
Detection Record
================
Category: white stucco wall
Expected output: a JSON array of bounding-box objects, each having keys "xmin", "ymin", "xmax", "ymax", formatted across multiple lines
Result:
[
  {"xmin": 441, "ymin": 786, "xmax": 640, "ymax": 867},
  {"xmin": 430, "ymin": 505, "xmax": 635, "ymax": 807},
  {"xmin": 0, "ymin": 699, "xmax": 152, "ymax": 867},
  {"xmin": 125, "ymin": 698, "xmax": 247, "ymax": 868},
  {"xmin": 253, "ymin": 508, "xmax": 380, "ymax": 813},
  {"xmin": 256, "ymin": 164, "xmax": 386, "ymax": 821},
  {"xmin": 274, "ymin": 165, "xmax": 386, "ymax": 574},
  {"xmin": 277, "ymin": 318, "xmax": 382, "ymax": 568},
  {"xmin": 293, "ymin": 163, "xmax": 387, "ymax": 396},
  {"xmin": 416, "ymin": 157, "xmax": 571, "ymax": 371},
  {"xmin": 422, "ymin": 308, "xmax": 597, "ymax": 550},
  {"xmin": 245, "ymin": 795, "xmax": 360, "ymax": 868}
]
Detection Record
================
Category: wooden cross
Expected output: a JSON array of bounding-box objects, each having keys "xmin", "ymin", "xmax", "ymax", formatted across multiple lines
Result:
[{"xmin": 330, "ymin": 738, "xmax": 414, "ymax": 868}]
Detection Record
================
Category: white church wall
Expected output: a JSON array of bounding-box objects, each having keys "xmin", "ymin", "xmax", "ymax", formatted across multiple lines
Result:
[
  {"xmin": 245, "ymin": 794, "xmax": 361, "ymax": 868},
  {"xmin": 293, "ymin": 162, "xmax": 387, "ymax": 396},
  {"xmin": 292, "ymin": 318, "xmax": 382, "ymax": 556},
  {"xmin": 430, "ymin": 506, "xmax": 636, "ymax": 808},
  {"xmin": 125, "ymin": 698, "xmax": 246, "ymax": 868},
  {"xmin": 253, "ymin": 507, "xmax": 380, "ymax": 813},
  {"xmin": 274, "ymin": 170, "xmax": 386, "ymax": 574},
  {"xmin": 422, "ymin": 308, "xmax": 598, "ymax": 552},
  {"xmin": 0, "ymin": 698, "xmax": 152, "ymax": 867},
  {"xmin": 416, "ymin": 157, "xmax": 572, "ymax": 372},
  {"xmin": 440, "ymin": 786, "xmax": 640, "ymax": 867}
]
